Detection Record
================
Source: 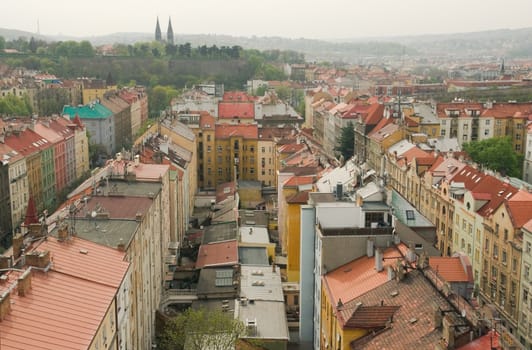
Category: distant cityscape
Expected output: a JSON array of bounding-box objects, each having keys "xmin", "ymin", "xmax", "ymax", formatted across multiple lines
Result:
[{"xmin": 1, "ymin": 19, "xmax": 532, "ymax": 350}]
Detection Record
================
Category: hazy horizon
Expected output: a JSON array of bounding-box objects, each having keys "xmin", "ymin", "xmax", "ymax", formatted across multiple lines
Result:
[{"xmin": 2, "ymin": 0, "xmax": 532, "ymax": 41}]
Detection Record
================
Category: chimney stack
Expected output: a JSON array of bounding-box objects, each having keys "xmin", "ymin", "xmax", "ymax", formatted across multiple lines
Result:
[
  {"xmin": 117, "ymin": 238, "xmax": 126, "ymax": 252},
  {"xmin": 0, "ymin": 255, "xmax": 12, "ymax": 270},
  {"xmin": 0, "ymin": 291, "xmax": 11, "ymax": 321},
  {"xmin": 396, "ymin": 260, "xmax": 405, "ymax": 281},
  {"xmin": 375, "ymin": 248, "xmax": 383, "ymax": 272},
  {"xmin": 25, "ymin": 251, "xmax": 50, "ymax": 269},
  {"xmin": 17, "ymin": 269, "xmax": 32, "ymax": 297},
  {"xmin": 12, "ymin": 233, "xmax": 23, "ymax": 259}
]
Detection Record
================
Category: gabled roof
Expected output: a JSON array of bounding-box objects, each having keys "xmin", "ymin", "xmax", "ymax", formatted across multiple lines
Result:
[
  {"xmin": 195, "ymin": 240, "xmax": 238, "ymax": 268},
  {"xmin": 471, "ymin": 177, "xmax": 516, "ymax": 217},
  {"xmin": 505, "ymin": 189, "xmax": 532, "ymax": 228}
]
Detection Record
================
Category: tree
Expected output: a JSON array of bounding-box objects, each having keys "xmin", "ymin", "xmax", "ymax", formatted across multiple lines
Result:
[
  {"xmin": 158, "ymin": 307, "xmax": 247, "ymax": 350},
  {"xmin": 335, "ymin": 122, "xmax": 355, "ymax": 161},
  {"xmin": 0, "ymin": 36, "xmax": 5, "ymax": 51},
  {"xmin": 463, "ymin": 137, "xmax": 521, "ymax": 177}
]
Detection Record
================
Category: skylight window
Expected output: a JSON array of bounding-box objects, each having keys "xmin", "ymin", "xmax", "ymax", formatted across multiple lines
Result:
[{"xmin": 406, "ymin": 210, "xmax": 415, "ymax": 220}]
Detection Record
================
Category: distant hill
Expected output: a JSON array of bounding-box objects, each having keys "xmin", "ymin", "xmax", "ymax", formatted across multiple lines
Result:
[{"xmin": 2, "ymin": 26, "xmax": 532, "ymax": 62}]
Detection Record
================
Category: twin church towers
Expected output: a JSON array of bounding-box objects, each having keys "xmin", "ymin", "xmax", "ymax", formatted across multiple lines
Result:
[{"xmin": 155, "ymin": 17, "xmax": 174, "ymax": 44}]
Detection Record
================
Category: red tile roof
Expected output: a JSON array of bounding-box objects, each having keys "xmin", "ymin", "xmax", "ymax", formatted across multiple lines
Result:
[
  {"xmin": 283, "ymin": 175, "xmax": 314, "ymax": 187},
  {"xmin": 36, "ymin": 236, "xmax": 129, "ymax": 288},
  {"xmin": 286, "ymin": 191, "xmax": 310, "ymax": 204},
  {"xmin": 349, "ymin": 270, "xmax": 463, "ymax": 350},
  {"xmin": 0, "ymin": 237, "xmax": 128, "ymax": 350},
  {"xmin": 215, "ymin": 124, "xmax": 258, "ymax": 139},
  {"xmin": 195, "ymin": 240, "xmax": 238, "ymax": 268},
  {"xmin": 505, "ymin": 189, "xmax": 532, "ymax": 228},
  {"xmin": 429, "ymin": 256, "xmax": 471, "ymax": 282},
  {"xmin": 199, "ymin": 112, "xmax": 216, "ymax": 130},
  {"xmin": 323, "ymin": 245, "xmax": 407, "ymax": 308},
  {"xmin": 341, "ymin": 305, "xmax": 401, "ymax": 329},
  {"xmin": 218, "ymin": 102, "xmax": 255, "ymax": 119},
  {"xmin": 222, "ymin": 91, "xmax": 255, "ymax": 102},
  {"xmin": 457, "ymin": 330, "xmax": 500, "ymax": 350},
  {"xmin": 471, "ymin": 177, "xmax": 516, "ymax": 217},
  {"xmin": 4, "ymin": 127, "xmax": 53, "ymax": 157}
]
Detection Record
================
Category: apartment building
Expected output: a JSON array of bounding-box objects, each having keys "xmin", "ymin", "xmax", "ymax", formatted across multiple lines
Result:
[
  {"xmin": 0, "ymin": 236, "xmax": 130, "ymax": 350},
  {"xmin": 64, "ymin": 160, "xmax": 171, "ymax": 349}
]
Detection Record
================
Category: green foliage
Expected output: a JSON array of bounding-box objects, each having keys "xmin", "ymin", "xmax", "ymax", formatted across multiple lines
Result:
[
  {"xmin": 0, "ymin": 36, "xmax": 5, "ymax": 50},
  {"xmin": 34, "ymin": 88, "xmax": 70, "ymax": 116},
  {"xmin": 149, "ymin": 85, "xmax": 180, "ymax": 117},
  {"xmin": 463, "ymin": 137, "xmax": 521, "ymax": 177},
  {"xmin": 158, "ymin": 307, "xmax": 247, "ymax": 350},
  {"xmin": 335, "ymin": 122, "xmax": 355, "ymax": 161},
  {"xmin": 0, "ymin": 94, "xmax": 32, "ymax": 116}
]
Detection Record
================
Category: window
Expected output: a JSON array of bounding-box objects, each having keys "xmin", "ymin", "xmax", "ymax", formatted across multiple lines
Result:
[
  {"xmin": 441, "ymin": 129, "xmax": 446, "ymax": 136},
  {"xmin": 218, "ymin": 168, "xmax": 222, "ymax": 176},
  {"xmin": 504, "ymin": 229, "xmax": 509, "ymax": 241},
  {"xmin": 250, "ymin": 167, "xmax": 255, "ymax": 174},
  {"xmin": 484, "ymin": 129, "xmax": 489, "ymax": 136},
  {"xmin": 502, "ymin": 250, "xmax": 507, "ymax": 264},
  {"xmin": 493, "ymin": 244, "xmax": 499, "ymax": 259},
  {"xmin": 261, "ymin": 147, "xmax": 265, "ymax": 153},
  {"xmin": 217, "ymin": 145, "xmax": 223, "ymax": 152},
  {"xmin": 485, "ymin": 120, "xmax": 491, "ymax": 125},
  {"xmin": 516, "ymin": 144, "xmax": 521, "ymax": 151},
  {"xmin": 207, "ymin": 145, "xmax": 212, "ymax": 152},
  {"xmin": 527, "ymin": 242, "xmax": 532, "ymax": 254},
  {"xmin": 207, "ymin": 135, "xmax": 211, "ymax": 141}
]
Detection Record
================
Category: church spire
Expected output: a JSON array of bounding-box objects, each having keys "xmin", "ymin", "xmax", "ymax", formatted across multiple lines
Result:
[
  {"xmin": 155, "ymin": 17, "xmax": 162, "ymax": 42},
  {"xmin": 167, "ymin": 17, "xmax": 174, "ymax": 45}
]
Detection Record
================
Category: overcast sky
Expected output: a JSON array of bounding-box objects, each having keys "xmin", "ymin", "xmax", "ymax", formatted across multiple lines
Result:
[{"xmin": 2, "ymin": 0, "xmax": 532, "ymax": 40}]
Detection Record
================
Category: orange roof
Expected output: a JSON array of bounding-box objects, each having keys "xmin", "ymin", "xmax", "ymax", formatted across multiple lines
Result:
[
  {"xmin": 215, "ymin": 124, "xmax": 258, "ymax": 139},
  {"xmin": 0, "ymin": 237, "xmax": 129, "ymax": 350},
  {"xmin": 199, "ymin": 112, "xmax": 216, "ymax": 130},
  {"xmin": 505, "ymin": 189, "xmax": 532, "ymax": 228},
  {"xmin": 323, "ymin": 245, "xmax": 406, "ymax": 308},
  {"xmin": 218, "ymin": 101, "xmax": 255, "ymax": 119},
  {"xmin": 195, "ymin": 240, "xmax": 238, "ymax": 268},
  {"xmin": 457, "ymin": 330, "xmax": 500, "ymax": 350},
  {"xmin": 429, "ymin": 256, "xmax": 471, "ymax": 282},
  {"xmin": 37, "ymin": 236, "xmax": 129, "ymax": 288},
  {"xmin": 283, "ymin": 175, "xmax": 314, "ymax": 187}
]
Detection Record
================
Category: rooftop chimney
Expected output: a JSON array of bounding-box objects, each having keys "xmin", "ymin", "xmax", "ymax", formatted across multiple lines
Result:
[
  {"xmin": 0, "ymin": 291, "xmax": 11, "ymax": 321},
  {"xmin": 375, "ymin": 248, "xmax": 383, "ymax": 272},
  {"xmin": 12, "ymin": 233, "xmax": 23, "ymax": 259},
  {"xmin": 17, "ymin": 269, "xmax": 32, "ymax": 297},
  {"xmin": 25, "ymin": 251, "xmax": 50, "ymax": 269},
  {"xmin": 0, "ymin": 255, "xmax": 12, "ymax": 270},
  {"xmin": 117, "ymin": 238, "xmax": 126, "ymax": 252}
]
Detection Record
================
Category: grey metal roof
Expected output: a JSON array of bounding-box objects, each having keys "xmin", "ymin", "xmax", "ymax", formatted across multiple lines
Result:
[
  {"xmin": 52, "ymin": 219, "xmax": 139, "ymax": 249},
  {"xmin": 391, "ymin": 190, "xmax": 433, "ymax": 227},
  {"xmin": 239, "ymin": 247, "xmax": 269, "ymax": 266},
  {"xmin": 237, "ymin": 300, "xmax": 289, "ymax": 341},
  {"xmin": 239, "ymin": 265, "xmax": 284, "ymax": 302},
  {"xmin": 202, "ymin": 222, "xmax": 238, "ymax": 244}
]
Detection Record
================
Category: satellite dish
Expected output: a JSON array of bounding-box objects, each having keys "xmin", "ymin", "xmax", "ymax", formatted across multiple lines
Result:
[{"xmin": 91, "ymin": 211, "xmax": 97, "ymax": 218}]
